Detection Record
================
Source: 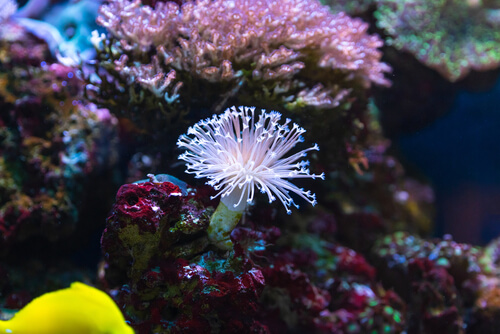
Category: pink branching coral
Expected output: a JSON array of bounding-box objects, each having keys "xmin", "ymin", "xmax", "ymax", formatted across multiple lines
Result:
[
  {"xmin": 93, "ymin": 0, "xmax": 389, "ymax": 113},
  {"xmin": 98, "ymin": 0, "xmax": 389, "ymax": 84}
]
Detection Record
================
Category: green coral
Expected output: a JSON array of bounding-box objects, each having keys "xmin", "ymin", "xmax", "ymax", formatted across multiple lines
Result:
[
  {"xmin": 374, "ymin": 0, "xmax": 500, "ymax": 81},
  {"xmin": 325, "ymin": 0, "xmax": 500, "ymax": 81}
]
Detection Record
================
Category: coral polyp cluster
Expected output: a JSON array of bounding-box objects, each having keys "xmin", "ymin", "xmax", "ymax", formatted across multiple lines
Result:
[
  {"xmin": 98, "ymin": 0, "xmax": 389, "ymax": 85},
  {"xmin": 87, "ymin": 0, "xmax": 389, "ymax": 137}
]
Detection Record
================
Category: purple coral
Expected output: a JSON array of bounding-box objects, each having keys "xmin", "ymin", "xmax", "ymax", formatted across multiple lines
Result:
[
  {"xmin": 93, "ymin": 0, "xmax": 389, "ymax": 112},
  {"xmin": 98, "ymin": 0, "xmax": 389, "ymax": 85}
]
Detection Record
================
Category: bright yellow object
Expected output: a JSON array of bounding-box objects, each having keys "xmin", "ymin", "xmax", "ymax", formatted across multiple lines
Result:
[{"xmin": 0, "ymin": 282, "xmax": 135, "ymax": 334}]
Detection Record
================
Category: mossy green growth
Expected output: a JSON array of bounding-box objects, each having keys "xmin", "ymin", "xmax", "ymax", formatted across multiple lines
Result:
[
  {"xmin": 375, "ymin": 0, "xmax": 500, "ymax": 81},
  {"xmin": 119, "ymin": 223, "xmax": 163, "ymax": 282},
  {"xmin": 207, "ymin": 201, "xmax": 243, "ymax": 250}
]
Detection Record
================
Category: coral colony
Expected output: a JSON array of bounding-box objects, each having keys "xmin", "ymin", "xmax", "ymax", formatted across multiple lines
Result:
[
  {"xmin": 4, "ymin": 0, "xmax": 500, "ymax": 333},
  {"xmin": 323, "ymin": 0, "xmax": 500, "ymax": 82},
  {"xmin": 87, "ymin": 0, "xmax": 390, "ymax": 138},
  {"xmin": 178, "ymin": 106, "xmax": 324, "ymax": 249}
]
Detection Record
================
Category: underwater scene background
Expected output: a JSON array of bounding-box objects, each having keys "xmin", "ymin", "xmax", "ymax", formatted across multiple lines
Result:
[{"xmin": 1, "ymin": 0, "xmax": 500, "ymax": 333}]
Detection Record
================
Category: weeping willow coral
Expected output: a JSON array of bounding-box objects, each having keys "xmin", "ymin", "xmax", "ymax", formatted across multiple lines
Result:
[{"xmin": 178, "ymin": 106, "xmax": 324, "ymax": 249}]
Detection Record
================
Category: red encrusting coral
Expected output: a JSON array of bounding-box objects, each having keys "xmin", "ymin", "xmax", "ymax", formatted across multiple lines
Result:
[
  {"xmin": 371, "ymin": 232, "xmax": 493, "ymax": 333},
  {"xmin": 101, "ymin": 179, "xmax": 406, "ymax": 333},
  {"xmin": 101, "ymin": 179, "xmax": 269, "ymax": 332}
]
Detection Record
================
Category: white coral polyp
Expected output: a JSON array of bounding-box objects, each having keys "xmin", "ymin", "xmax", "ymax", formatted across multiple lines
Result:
[{"xmin": 177, "ymin": 106, "xmax": 324, "ymax": 214}]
